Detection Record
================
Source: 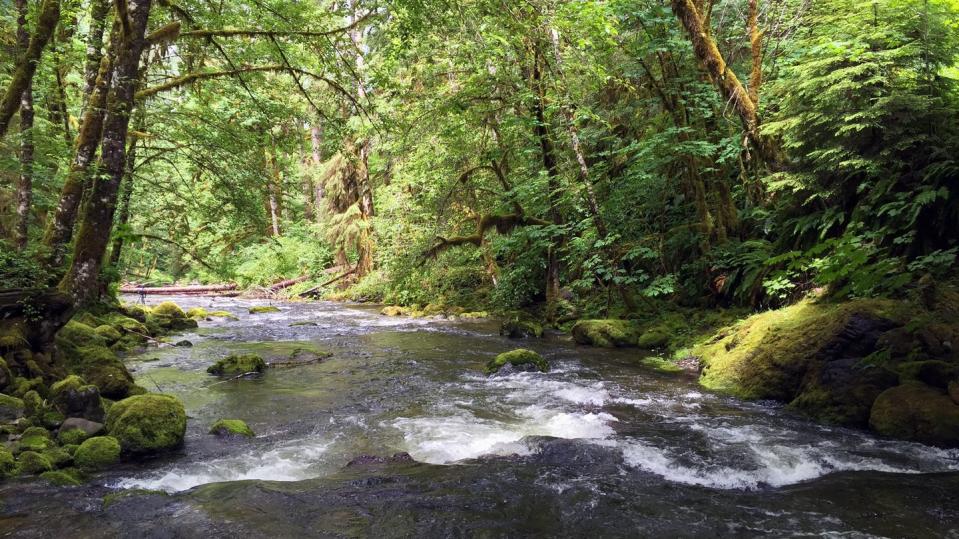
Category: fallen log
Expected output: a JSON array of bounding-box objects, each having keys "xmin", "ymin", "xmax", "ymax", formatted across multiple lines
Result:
[
  {"xmin": 118, "ymin": 283, "xmax": 237, "ymax": 294},
  {"xmin": 269, "ymin": 275, "xmax": 309, "ymax": 292}
]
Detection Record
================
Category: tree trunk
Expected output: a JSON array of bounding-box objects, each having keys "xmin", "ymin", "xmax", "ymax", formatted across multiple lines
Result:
[
  {"xmin": 109, "ymin": 110, "xmax": 144, "ymax": 268},
  {"xmin": 42, "ymin": 23, "xmax": 119, "ymax": 268},
  {"xmin": 0, "ymin": 0, "xmax": 61, "ymax": 139},
  {"xmin": 266, "ymin": 146, "xmax": 283, "ymax": 236},
  {"xmin": 14, "ymin": 0, "xmax": 35, "ymax": 251},
  {"xmin": 59, "ymin": 0, "xmax": 153, "ymax": 307},
  {"xmin": 81, "ymin": 0, "xmax": 111, "ymax": 114},
  {"xmin": 310, "ymin": 122, "xmax": 325, "ymax": 221}
]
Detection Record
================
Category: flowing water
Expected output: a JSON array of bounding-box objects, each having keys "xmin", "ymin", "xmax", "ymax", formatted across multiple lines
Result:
[{"xmin": 2, "ymin": 296, "xmax": 959, "ymax": 538}]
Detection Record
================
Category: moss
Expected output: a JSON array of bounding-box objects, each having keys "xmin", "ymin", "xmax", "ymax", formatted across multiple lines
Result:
[
  {"xmin": 16, "ymin": 451, "xmax": 52, "ymax": 474},
  {"xmin": 41, "ymin": 409, "xmax": 65, "ymax": 429},
  {"xmin": 207, "ymin": 354, "xmax": 266, "ymax": 376},
  {"xmin": 40, "ymin": 468, "xmax": 84, "ymax": 486},
  {"xmin": 19, "ymin": 426, "xmax": 54, "ymax": 452},
  {"xmin": 22, "ymin": 389, "xmax": 43, "ymax": 415},
  {"xmin": 186, "ymin": 307, "xmax": 209, "ymax": 319},
  {"xmin": 897, "ymin": 360, "xmax": 959, "ymax": 389},
  {"xmin": 0, "ymin": 357, "xmax": 12, "ymax": 391},
  {"xmin": 640, "ymin": 357, "xmax": 684, "ymax": 374},
  {"xmin": 208, "ymin": 310, "xmax": 239, "ymax": 320},
  {"xmin": 637, "ymin": 329, "xmax": 670, "ymax": 349},
  {"xmin": 74, "ymin": 436, "xmax": 122, "ymax": 470},
  {"xmin": 105, "ymin": 394, "xmax": 186, "ymax": 454},
  {"xmin": 94, "ymin": 325, "xmax": 123, "ymax": 344},
  {"xmin": 101, "ymin": 312, "xmax": 148, "ymax": 334},
  {"xmin": 501, "ymin": 315, "xmax": 543, "ymax": 338},
  {"xmin": 13, "ymin": 376, "xmax": 44, "ymax": 398},
  {"xmin": 51, "ymin": 374, "xmax": 86, "ymax": 394},
  {"xmin": 62, "ymin": 444, "xmax": 79, "ymax": 456},
  {"xmin": 151, "ymin": 302, "xmax": 187, "ymax": 319},
  {"xmin": 486, "ymin": 349, "xmax": 549, "ymax": 375},
  {"xmin": 0, "ymin": 447, "xmax": 17, "ymax": 478},
  {"xmin": 380, "ymin": 306, "xmax": 410, "ymax": 316},
  {"xmin": 59, "ymin": 427, "xmax": 90, "ymax": 445},
  {"xmin": 571, "ymin": 319, "xmax": 639, "ymax": 348},
  {"xmin": 0, "ymin": 393, "xmax": 25, "ymax": 420},
  {"xmin": 0, "ymin": 322, "xmax": 28, "ymax": 350},
  {"xmin": 42, "ymin": 447, "xmax": 73, "ymax": 468},
  {"xmin": 147, "ymin": 302, "xmax": 199, "ymax": 332},
  {"xmin": 55, "ymin": 322, "xmax": 135, "ymax": 399},
  {"xmin": 693, "ymin": 299, "xmax": 904, "ymax": 400},
  {"xmin": 209, "ymin": 419, "xmax": 255, "ymax": 438},
  {"xmin": 249, "ymin": 306, "xmax": 281, "ymax": 314},
  {"xmin": 869, "ymin": 382, "xmax": 959, "ymax": 447},
  {"xmin": 460, "ymin": 311, "xmax": 489, "ymax": 319}
]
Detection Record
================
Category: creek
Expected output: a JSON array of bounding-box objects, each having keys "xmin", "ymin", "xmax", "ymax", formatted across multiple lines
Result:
[{"xmin": 2, "ymin": 295, "xmax": 958, "ymax": 537}]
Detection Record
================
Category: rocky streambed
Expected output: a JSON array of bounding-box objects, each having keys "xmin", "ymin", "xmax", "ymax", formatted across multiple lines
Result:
[{"xmin": 2, "ymin": 295, "xmax": 958, "ymax": 537}]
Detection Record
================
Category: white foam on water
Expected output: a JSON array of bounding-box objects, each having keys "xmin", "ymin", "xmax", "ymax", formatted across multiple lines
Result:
[
  {"xmin": 112, "ymin": 437, "xmax": 334, "ymax": 493},
  {"xmin": 392, "ymin": 406, "xmax": 617, "ymax": 464}
]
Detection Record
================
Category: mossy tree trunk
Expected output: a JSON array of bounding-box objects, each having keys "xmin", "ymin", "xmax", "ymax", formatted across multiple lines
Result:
[
  {"xmin": 0, "ymin": 0, "xmax": 60, "ymax": 139},
  {"xmin": 310, "ymin": 122, "xmax": 325, "ymax": 221},
  {"xmin": 42, "ymin": 22, "xmax": 120, "ymax": 268},
  {"xmin": 109, "ymin": 107, "xmax": 145, "ymax": 268},
  {"xmin": 60, "ymin": 0, "xmax": 153, "ymax": 307},
  {"xmin": 81, "ymin": 0, "xmax": 111, "ymax": 114},
  {"xmin": 14, "ymin": 0, "xmax": 35, "ymax": 251}
]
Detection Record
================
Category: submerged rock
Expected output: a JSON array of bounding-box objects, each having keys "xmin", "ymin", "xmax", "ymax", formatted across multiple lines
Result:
[
  {"xmin": 248, "ymin": 306, "xmax": 281, "ymax": 314},
  {"xmin": 571, "ymin": 320, "xmax": 639, "ymax": 348},
  {"xmin": 639, "ymin": 357, "xmax": 683, "ymax": 374},
  {"xmin": 207, "ymin": 354, "xmax": 266, "ymax": 376},
  {"xmin": 105, "ymin": 394, "xmax": 187, "ymax": 454},
  {"xmin": 380, "ymin": 306, "xmax": 409, "ymax": 317},
  {"xmin": 174, "ymin": 340, "xmax": 193, "ymax": 348},
  {"xmin": 500, "ymin": 314, "xmax": 543, "ymax": 339},
  {"xmin": 869, "ymin": 382, "xmax": 959, "ymax": 447},
  {"xmin": 346, "ymin": 452, "xmax": 414, "ymax": 467},
  {"xmin": 209, "ymin": 419, "xmax": 254, "ymax": 438},
  {"xmin": 40, "ymin": 468, "xmax": 84, "ymax": 486},
  {"xmin": 486, "ymin": 349, "xmax": 549, "ymax": 375},
  {"xmin": 74, "ymin": 436, "xmax": 121, "ymax": 470}
]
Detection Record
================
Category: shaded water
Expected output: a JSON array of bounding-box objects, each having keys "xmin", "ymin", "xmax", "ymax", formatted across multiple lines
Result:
[{"xmin": 2, "ymin": 295, "xmax": 958, "ymax": 537}]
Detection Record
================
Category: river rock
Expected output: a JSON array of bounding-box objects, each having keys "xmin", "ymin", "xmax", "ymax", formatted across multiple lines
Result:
[
  {"xmin": 0, "ymin": 393, "xmax": 25, "ymax": 421},
  {"xmin": 485, "ymin": 349, "xmax": 549, "ymax": 375},
  {"xmin": 207, "ymin": 354, "xmax": 266, "ymax": 375},
  {"xmin": 346, "ymin": 452, "xmax": 414, "ymax": 467},
  {"xmin": 51, "ymin": 375, "xmax": 105, "ymax": 422},
  {"xmin": 60, "ymin": 417, "xmax": 105, "ymax": 438},
  {"xmin": 106, "ymin": 394, "xmax": 187, "ymax": 454},
  {"xmin": 571, "ymin": 320, "xmax": 639, "ymax": 347},
  {"xmin": 209, "ymin": 419, "xmax": 254, "ymax": 438},
  {"xmin": 174, "ymin": 340, "xmax": 193, "ymax": 347},
  {"xmin": 869, "ymin": 382, "xmax": 959, "ymax": 447},
  {"xmin": 500, "ymin": 315, "xmax": 543, "ymax": 339},
  {"xmin": 249, "ymin": 306, "xmax": 281, "ymax": 314},
  {"xmin": 75, "ymin": 436, "xmax": 121, "ymax": 470}
]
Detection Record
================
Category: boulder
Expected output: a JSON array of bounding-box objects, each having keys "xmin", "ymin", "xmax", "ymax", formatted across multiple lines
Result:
[
  {"xmin": 16, "ymin": 451, "xmax": 52, "ymax": 474},
  {"xmin": 897, "ymin": 360, "xmax": 959, "ymax": 389},
  {"xmin": 94, "ymin": 325, "xmax": 123, "ymax": 345},
  {"xmin": 637, "ymin": 329, "xmax": 670, "ymax": 349},
  {"xmin": 869, "ymin": 382, "xmax": 959, "ymax": 447},
  {"xmin": 207, "ymin": 354, "xmax": 266, "ymax": 376},
  {"xmin": 51, "ymin": 375, "xmax": 105, "ymax": 422},
  {"xmin": 18, "ymin": 426, "xmax": 55, "ymax": 452},
  {"xmin": 55, "ymin": 321, "xmax": 136, "ymax": 399},
  {"xmin": 248, "ymin": 306, "xmax": 281, "ymax": 314},
  {"xmin": 174, "ymin": 340, "xmax": 193, "ymax": 348},
  {"xmin": 40, "ymin": 468, "xmax": 83, "ymax": 486},
  {"xmin": 209, "ymin": 419, "xmax": 254, "ymax": 438},
  {"xmin": 571, "ymin": 320, "xmax": 638, "ymax": 348},
  {"xmin": 380, "ymin": 306, "xmax": 409, "ymax": 317},
  {"xmin": 0, "ymin": 447, "xmax": 16, "ymax": 478},
  {"xmin": 500, "ymin": 315, "xmax": 543, "ymax": 339},
  {"xmin": 486, "ymin": 349, "xmax": 549, "ymax": 375},
  {"xmin": 0, "ymin": 393, "xmax": 25, "ymax": 421},
  {"xmin": 58, "ymin": 417, "xmax": 105, "ymax": 444},
  {"xmin": 105, "ymin": 394, "xmax": 186, "ymax": 454},
  {"xmin": 74, "ymin": 436, "xmax": 121, "ymax": 470},
  {"xmin": 148, "ymin": 302, "xmax": 199, "ymax": 332}
]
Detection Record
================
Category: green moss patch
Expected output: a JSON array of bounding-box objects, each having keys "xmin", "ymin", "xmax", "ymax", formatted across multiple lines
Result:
[
  {"xmin": 869, "ymin": 382, "xmax": 959, "ymax": 447},
  {"xmin": 40, "ymin": 468, "xmax": 84, "ymax": 486},
  {"xmin": 249, "ymin": 306, "xmax": 281, "ymax": 314},
  {"xmin": 0, "ymin": 448, "xmax": 16, "ymax": 478},
  {"xmin": 640, "ymin": 357, "xmax": 684, "ymax": 374},
  {"xmin": 17, "ymin": 451, "xmax": 52, "ymax": 474},
  {"xmin": 105, "ymin": 394, "xmax": 187, "ymax": 454},
  {"xmin": 209, "ymin": 419, "xmax": 255, "ymax": 438},
  {"xmin": 207, "ymin": 354, "xmax": 266, "ymax": 376},
  {"xmin": 571, "ymin": 320, "xmax": 639, "ymax": 348},
  {"xmin": 75, "ymin": 436, "xmax": 122, "ymax": 470},
  {"xmin": 486, "ymin": 349, "xmax": 549, "ymax": 375}
]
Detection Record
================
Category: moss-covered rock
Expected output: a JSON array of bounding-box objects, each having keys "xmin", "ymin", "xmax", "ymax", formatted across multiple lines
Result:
[
  {"xmin": 209, "ymin": 419, "xmax": 255, "ymax": 438},
  {"xmin": 486, "ymin": 349, "xmax": 549, "ymax": 375},
  {"xmin": 51, "ymin": 374, "xmax": 105, "ymax": 422},
  {"xmin": 0, "ymin": 392, "xmax": 25, "ymax": 421},
  {"xmin": 0, "ymin": 447, "xmax": 17, "ymax": 478},
  {"xmin": 105, "ymin": 394, "xmax": 186, "ymax": 454},
  {"xmin": 58, "ymin": 427, "xmax": 90, "ymax": 446},
  {"xmin": 55, "ymin": 321, "xmax": 136, "ymax": 400},
  {"xmin": 42, "ymin": 446, "xmax": 73, "ymax": 468},
  {"xmin": 40, "ymin": 468, "xmax": 84, "ymax": 486},
  {"xmin": 94, "ymin": 325, "xmax": 123, "ymax": 345},
  {"xmin": 500, "ymin": 314, "xmax": 543, "ymax": 339},
  {"xmin": 460, "ymin": 311, "xmax": 489, "ymax": 319},
  {"xmin": 207, "ymin": 354, "xmax": 266, "ymax": 376},
  {"xmin": 148, "ymin": 302, "xmax": 199, "ymax": 332},
  {"xmin": 18, "ymin": 426, "xmax": 55, "ymax": 452},
  {"xmin": 102, "ymin": 488, "xmax": 169, "ymax": 509},
  {"xmin": 0, "ymin": 357, "xmax": 12, "ymax": 391},
  {"xmin": 897, "ymin": 360, "xmax": 959, "ymax": 389},
  {"xmin": 17, "ymin": 451, "xmax": 52, "ymax": 474},
  {"xmin": 637, "ymin": 329, "xmax": 670, "ymax": 349},
  {"xmin": 186, "ymin": 307, "xmax": 209, "ymax": 319},
  {"xmin": 380, "ymin": 306, "xmax": 410, "ymax": 317},
  {"xmin": 249, "ymin": 306, "xmax": 281, "ymax": 314},
  {"xmin": 571, "ymin": 320, "xmax": 639, "ymax": 348},
  {"xmin": 869, "ymin": 382, "xmax": 959, "ymax": 447},
  {"xmin": 208, "ymin": 310, "xmax": 239, "ymax": 320},
  {"xmin": 74, "ymin": 436, "xmax": 122, "ymax": 470},
  {"xmin": 640, "ymin": 357, "xmax": 684, "ymax": 374}
]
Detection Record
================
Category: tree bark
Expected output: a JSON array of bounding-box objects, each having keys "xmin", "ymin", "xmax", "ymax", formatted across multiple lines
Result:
[
  {"xmin": 0, "ymin": 0, "xmax": 61, "ymax": 139},
  {"xmin": 60, "ymin": 0, "xmax": 153, "ymax": 307},
  {"xmin": 310, "ymin": 122, "xmax": 325, "ymax": 221},
  {"xmin": 42, "ymin": 23, "xmax": 120, "ymax": 268},
  {"xmin": 14, "ymin": 0, "xmax": 35, "ymax": 251},
  {"xmin": 109, "ymin": 109, "xmax": 144, "ymax": 268},
  {"xmin": 81, "ymin": 0, "xmax": 111, "ymax": 112}
]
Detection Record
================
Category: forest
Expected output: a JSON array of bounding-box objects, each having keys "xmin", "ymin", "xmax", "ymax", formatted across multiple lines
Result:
[{"xmin": 1, "ymin": 0, "xmax": 959, "ymax": 535}]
